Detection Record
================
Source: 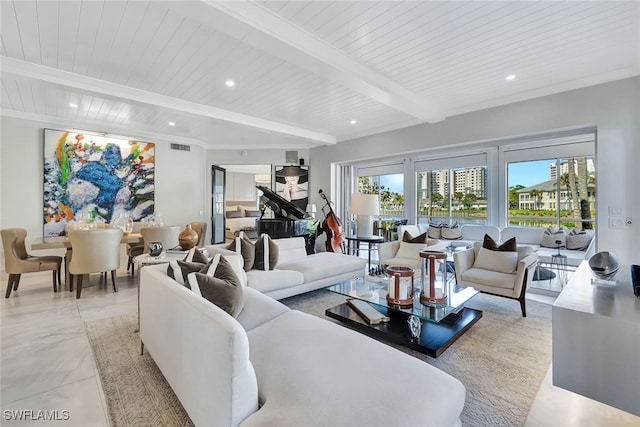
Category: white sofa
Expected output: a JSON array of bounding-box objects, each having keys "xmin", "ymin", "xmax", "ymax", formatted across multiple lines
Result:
[
  {"xmin": 206, "ymin": 236, "xmax": 367, "ymax": 300},
  {"xmin": 140, "ymin": 264, "xmax": 466, "ymax": 427}
]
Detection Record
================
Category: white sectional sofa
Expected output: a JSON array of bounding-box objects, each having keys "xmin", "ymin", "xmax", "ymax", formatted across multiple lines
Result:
[
  {"xmin": 139, "ymin": 263, "xmax": 466, "ymax": 427},
  {"xmin": 206, "ymin": 236, "xmax": 367, "ymax": 300}
]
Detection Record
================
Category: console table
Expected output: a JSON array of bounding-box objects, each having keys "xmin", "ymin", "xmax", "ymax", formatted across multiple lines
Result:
[{"xmin": 552, "ymin": 261, "xmax": 640, "ymax": 416}]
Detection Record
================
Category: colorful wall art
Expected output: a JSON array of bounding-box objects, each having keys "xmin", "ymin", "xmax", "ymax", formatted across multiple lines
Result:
[{"xmin": 43, "ymin": 129, "xmax": 155, "ymax": 236}]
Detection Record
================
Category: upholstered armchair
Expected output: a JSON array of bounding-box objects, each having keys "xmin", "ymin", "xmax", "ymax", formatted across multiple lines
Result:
[
  {"xmin": 68, "ymin": 228, "xmax": 123, "ymax": 299},
  {"xmin": 378, "ymin": 225, "xmax": 443, "ymax": 270},
  {"xmin": 140, "ymin": 226, "xmax": 181, "ymax": 254},
  {"xmin": 453, "ymin": 242, "xmax": 538, "ymax": 317},
  {"xmin": 1, "ymin": 228, "xmax": 63, "ymax": 298},
  {"xmin": 189, "ymin": 222, "xmax": 207, "ymax": 246}
]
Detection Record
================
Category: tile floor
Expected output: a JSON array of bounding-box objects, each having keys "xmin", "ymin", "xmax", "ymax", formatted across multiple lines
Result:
[{"xmin": 1, "ymin": 268, "xmax": 639, "ymax": 426}]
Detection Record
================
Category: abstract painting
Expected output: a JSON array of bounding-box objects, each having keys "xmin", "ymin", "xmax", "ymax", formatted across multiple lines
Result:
[{"xmin": 43, "ymin": 129, "xmax": 155, "ymax": 236}]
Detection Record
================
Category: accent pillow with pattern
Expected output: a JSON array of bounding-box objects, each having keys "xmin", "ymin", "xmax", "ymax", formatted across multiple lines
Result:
[
  {"xmin": 540, "ymin": 226, "xmax": 566, "ymax": 248},
  {"xmin": 254, "ymin": 234, "xmax": 279, "ymax": 271},
  {"xmin": 427, "ymin": 221, "xmax": 443, "ymax": 239},
  {"xmin": 440, "ymin": 222, "xmax": 462, "ymax": 240},
  {"xmin": 187, "ymin": 255, "xmax": 244, "ymax": 317},
  {"xmin": 226, "ymin": 233, "xmax": 255, "ymax": 271}
]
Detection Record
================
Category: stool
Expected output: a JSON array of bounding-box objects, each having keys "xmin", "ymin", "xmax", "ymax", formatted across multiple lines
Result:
[{"xmin": 551, "ymin": 253, "xmax": 568, "ymax": 287}]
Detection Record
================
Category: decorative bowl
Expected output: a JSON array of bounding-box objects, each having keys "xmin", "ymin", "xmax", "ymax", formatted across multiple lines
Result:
[{"xmin": 588, "ymin": 251, "xmax": 620, "ymax": 280}]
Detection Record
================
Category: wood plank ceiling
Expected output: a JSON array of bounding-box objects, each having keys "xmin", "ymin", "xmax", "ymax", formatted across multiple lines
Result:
[{"xmin": 1, "ymin": 1, "xmax": 638, "ymax": 149}]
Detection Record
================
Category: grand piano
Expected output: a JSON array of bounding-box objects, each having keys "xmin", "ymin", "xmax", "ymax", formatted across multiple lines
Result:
[{"xmin": 256, "ymin": 185, "xmax": 317, "ymax": 254}]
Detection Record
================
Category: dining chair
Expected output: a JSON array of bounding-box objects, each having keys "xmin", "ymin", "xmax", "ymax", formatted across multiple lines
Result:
[
  {"xmin": 126, "ymin": 221, "xmax": 147, "ymax": 275},
  {"xmin": 189, "ymin": 222, "xmax": 207, "ymax": 246},
  {"xmin": 67, "ymin": 228, "xmax": 123, "ymax": 299},
  {"xmin": 1, "ymin": 228, "xmax": 63, "ymax": 298},
  {"xmin": 141, "ymin": 226, "xmax": 181, "ymax": 254}
]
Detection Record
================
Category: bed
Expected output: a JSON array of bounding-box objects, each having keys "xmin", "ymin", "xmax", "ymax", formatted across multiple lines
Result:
[{"xmin": 225, "ymin": 202, "xmax": 261, "ymax": 239}]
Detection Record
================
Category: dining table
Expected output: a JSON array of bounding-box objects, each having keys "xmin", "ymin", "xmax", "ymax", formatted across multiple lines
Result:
[{"xmin": 31, "ymin": 233, "xmax": 143, "ymax": 289}]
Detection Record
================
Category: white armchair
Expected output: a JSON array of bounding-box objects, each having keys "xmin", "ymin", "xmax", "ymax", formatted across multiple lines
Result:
[
  {"xmin": 378, "ymin": 225, "xmax": 444, "ymax": 270},
  {"xmin": 454, "ymin": 242, "xmax": 538, "ymax": 317}
]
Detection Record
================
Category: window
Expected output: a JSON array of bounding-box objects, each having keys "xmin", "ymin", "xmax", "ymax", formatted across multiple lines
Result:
[
  {"xmin": 507, "ymin": 154, "xmax": 596, "ymax": 230},
  {"xmin": 357, "ymin": 173, "xmax": 404, "ymax": 220},
  {"xmin": 415, "ymin": 154, "xmax": 488, "ymax": 226}
]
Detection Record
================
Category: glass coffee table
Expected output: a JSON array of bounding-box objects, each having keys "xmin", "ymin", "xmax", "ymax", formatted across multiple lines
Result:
[{"xmin": 325, "ymin": 277, "xmax": 482, "ymax": 358}]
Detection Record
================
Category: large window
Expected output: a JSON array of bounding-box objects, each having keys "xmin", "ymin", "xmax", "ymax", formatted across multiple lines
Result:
[
  {"xmin": 358, "ymin": 173, "xmax": 404, "ymax": 220},
  {"xmin": 507, "ymin": 155, "xmax": 596, "ymax": 229},
  {"xmin": 415, "ymin": 154, "xmax": 488, "ymax": 226}
]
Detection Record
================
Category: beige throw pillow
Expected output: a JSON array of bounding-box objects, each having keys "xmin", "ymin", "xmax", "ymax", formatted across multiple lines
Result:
[
  {"xmin": 474, "ymin": 247, "xmax": 519, "ymax": 274},
  {"xmin": 566, "ymin": 228, "xmax": 592, "ymax": 250},
  {"xmin": 440, "ymin": 222, "xmax": 462, "ymax": 240},
  {"xmin": 541, "ymin": 226, "xmax": 566, "ymax": 248},
  {"xmin": 427, "ymin": 222, "xmax": 442, "ymax": 239},
  {"xmin": 395, "ymin": 241, "xmax": 426, "ymax": 260}
]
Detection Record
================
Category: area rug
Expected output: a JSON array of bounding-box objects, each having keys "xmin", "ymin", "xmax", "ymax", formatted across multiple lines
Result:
[{"xmin": 86, "ymin": 291, "xmax": 552, "ymax": 427}]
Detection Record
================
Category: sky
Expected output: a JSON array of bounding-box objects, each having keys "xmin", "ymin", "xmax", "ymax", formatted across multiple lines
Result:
[
  {"xmin": 507, "ymin": 159, "xmax": 552, "ymax": 188},
  {"xmin": 380, "ymin": 174, "xmax": 404, "ymax": 193}
]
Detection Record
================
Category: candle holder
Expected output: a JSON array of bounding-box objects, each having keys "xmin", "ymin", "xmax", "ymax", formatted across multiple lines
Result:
[
  {"xmin": 420, "ymin": 250, "xmax": 448, "ymax": 305},
  {"xmin": 386, "ymin": 266, "xmax": 414, "ymax": 307}
]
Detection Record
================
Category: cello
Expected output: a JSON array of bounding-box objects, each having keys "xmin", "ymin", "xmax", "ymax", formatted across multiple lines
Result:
[{"xmin": 318, "ymin": 189, "xmax": 345, "ymax": 254}]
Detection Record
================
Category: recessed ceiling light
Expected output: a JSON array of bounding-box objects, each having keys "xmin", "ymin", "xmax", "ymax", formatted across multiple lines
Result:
[
  {"xmin": 69, "ymin": 103, "xmax": 78, "ymax": 108},
  {"xmin": 168, "ymin": 122, "xmax": 176, "ymax": 126},
  {"xmin": 350, "ymin": 120, "xmax": 357, "ymax": 125},
  {"xmin": 505, "ymin": 74, "xmax": 516, "ymax": 81},
  {"xmin": 225, "ymin": 80, "xmax": 235, "ymax": 87}
]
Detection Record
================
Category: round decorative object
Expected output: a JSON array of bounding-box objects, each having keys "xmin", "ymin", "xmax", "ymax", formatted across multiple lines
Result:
[
  {"xmin": 588, "ymin": 251, "xmax": 620, "ymax": 280},
  {"xmin": 179, "ymin": 224, "xmax": 198, "ymax": 249},
  {"xmin": 112, "ymin": 213, "xmax": 134, "ymax": 235},
  {"xmin": 148, "ymin": 242, "xmax": 163, "ymax": 257}
]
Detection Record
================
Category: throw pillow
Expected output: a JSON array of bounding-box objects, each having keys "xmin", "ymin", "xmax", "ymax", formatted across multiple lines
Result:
[
  {"xmin": 427, "ymin": 222, "xmax": 442, "ymax": 239},
  {"xmin": 184, "ymin": 247, "xmax": 209, "ymax": 264},
  {"xmin": 226, "ymin": 234, "xmax": 255, "ymax": 271},
  {"xmin": 186, "ymin": 256, "xmax": 244, "ymax": 318},
  {"xmin": 402, "ymin": 230, "xmax": 427, "ymax": 244},
  {"xmin": 440, "ymin": 222, "xmax": 462, "ymax": 240},
  {"xmin": 483, "ymin": 233, "xmax": 517, "ymax": 252},
  {"xmin": 395, "ymin": 241, "xmax": 426, "ymax": 260},
  {"xmin": 566, "ymin": 228, "xmax": 592, "ymax": 250},
  {"xmin": 254, "ymin": 234, "xmax": 279, "ymax": 271},
  {"xmin": 540, "ymin": 226, "xmax": 566, "ymax": 248},
  {"xmin": 473, "ymin": 247, "xmax": 519, "ymax": 274},
  {"xmin": 167, "ymin": 260, "xmax": 206, "ymax": 286},
  {"xmin": 244, "ymin": 210, "xmax": 261, "ymax": 218},
  {"xmin": 226, "ymin": 210, "xmax": 244, "ymax": 219}
]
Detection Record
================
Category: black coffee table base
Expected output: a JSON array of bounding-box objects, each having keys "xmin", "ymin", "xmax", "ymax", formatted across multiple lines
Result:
[{"xmin": 325, "ymin": 302, "xmax": 482, "ymax": 358}]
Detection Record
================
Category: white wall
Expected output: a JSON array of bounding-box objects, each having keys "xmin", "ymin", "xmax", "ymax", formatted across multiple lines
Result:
[
  {"xmin": 311, "ymin": 77, "xmax": 640, "ymax": 265},
  {"xmin": 0, "ymin": 116, "xmax": 207, "ymax": 265}
]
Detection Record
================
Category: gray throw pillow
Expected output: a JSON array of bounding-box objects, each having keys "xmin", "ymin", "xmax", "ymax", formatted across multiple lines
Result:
[
  {"xmin": 402, "ymin": 230, "xmax": 427, "ymax": 243},
  {"xmin": 167, "ymin": 260, "xmax": 206, "ymax": 286},
  {"xmin": 184, "ymin": 247, "xmax": 209, "ymax": 264},
  {"xmin": 427, "ymin": 222, "xmax": 442, "ymax": 239},
  {"xmin": 254, "ymin": 234, "xmax": 279, "ymax": 271},
  {"xmin": 566, "ymin": 228, "xmax": 592, "ymax": 250},
  {"xmin": 483, "ymin": 233, "xmax": 517, "ymax": 252},
  {"xmin": 226, "ymin": 210, "xmax": 244, "ymax": 219},
  {"xmin": 226, "ymin": 235, "xmax": 255, "ymax": 271},
  {"xmin": 186, "ymin": 256, "xmax": 244, "ymax": 318},
  {"xmin": 541, "ymin": 226, "xmax": 566, "ymax": 248}
]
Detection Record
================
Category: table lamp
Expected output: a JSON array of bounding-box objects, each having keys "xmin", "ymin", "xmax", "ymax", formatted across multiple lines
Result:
[
  {"xmin": 306, "ymin": 203, "xmax": 317, "ymax": 219},
  {"xmin": 349, "ymin": 193, "xmax": 380, "ymax": 236}
]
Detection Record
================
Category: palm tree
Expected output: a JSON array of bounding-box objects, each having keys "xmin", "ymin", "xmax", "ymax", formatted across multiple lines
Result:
[
  {"xmin": 529, "ymin": 189, "xmax": 542, "ymax": 210},
  {"xmin": 453, "ymin": 192, "xmax": 464, "ymax": 210}
]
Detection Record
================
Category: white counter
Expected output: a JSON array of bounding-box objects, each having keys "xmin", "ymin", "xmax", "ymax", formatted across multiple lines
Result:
[{"xmin": 552, "ymin": 260, "xmax": 640, "ymax": 416}]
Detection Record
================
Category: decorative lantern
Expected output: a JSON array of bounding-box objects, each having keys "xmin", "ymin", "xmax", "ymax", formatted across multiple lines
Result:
[
  {"xmin": 386, "ymin": 266, "xmax": 414, "ymax": 307},
  {"xmin": 420, "ymin": 250, "xmax": 448, "ymax": 305}
]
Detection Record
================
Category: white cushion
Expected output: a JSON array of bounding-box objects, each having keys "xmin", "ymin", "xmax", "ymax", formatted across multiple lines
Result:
[
  {"xmin": 272, "ymin": 237, "xmax": 308, "ymax": 263},
  {"xmin": 276, "ymin": 252, "xmax": 365, "ymax": 283},
  {"xmin": 394, "ymin": 241, "xmax": 426, "ymax": 260},
  {"xmin": 245, "ymin": 269, "xmax": 304, "ymax": 294},
  {"xmin": 473, "ymin": 247, "xmax": 518, "ymax": 274},
  {"xmin": 235, "ymin": 287, "xmax": 290, "ymax": 332},
  {"xmin": 461, "ymin": 268, "xmax": 517, "ymax": 291}
]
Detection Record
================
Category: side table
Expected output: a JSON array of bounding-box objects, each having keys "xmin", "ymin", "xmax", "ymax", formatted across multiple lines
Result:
[
  {"xmin": 550, "ymin": 253, "xmax": 568, "ymax": 287},
  {"xmin": 345, "ymin": 235, "xmax": 385, "ymax": 275}
]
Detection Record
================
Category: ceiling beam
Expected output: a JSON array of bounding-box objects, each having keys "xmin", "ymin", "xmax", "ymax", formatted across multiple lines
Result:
[
  {"xmin": 0, "ymin": 56, "xmax": 337, "ymax": 145},
  {"xmin": 172, "ymin": 1, "xmax": 445, "ymax": 123}
]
